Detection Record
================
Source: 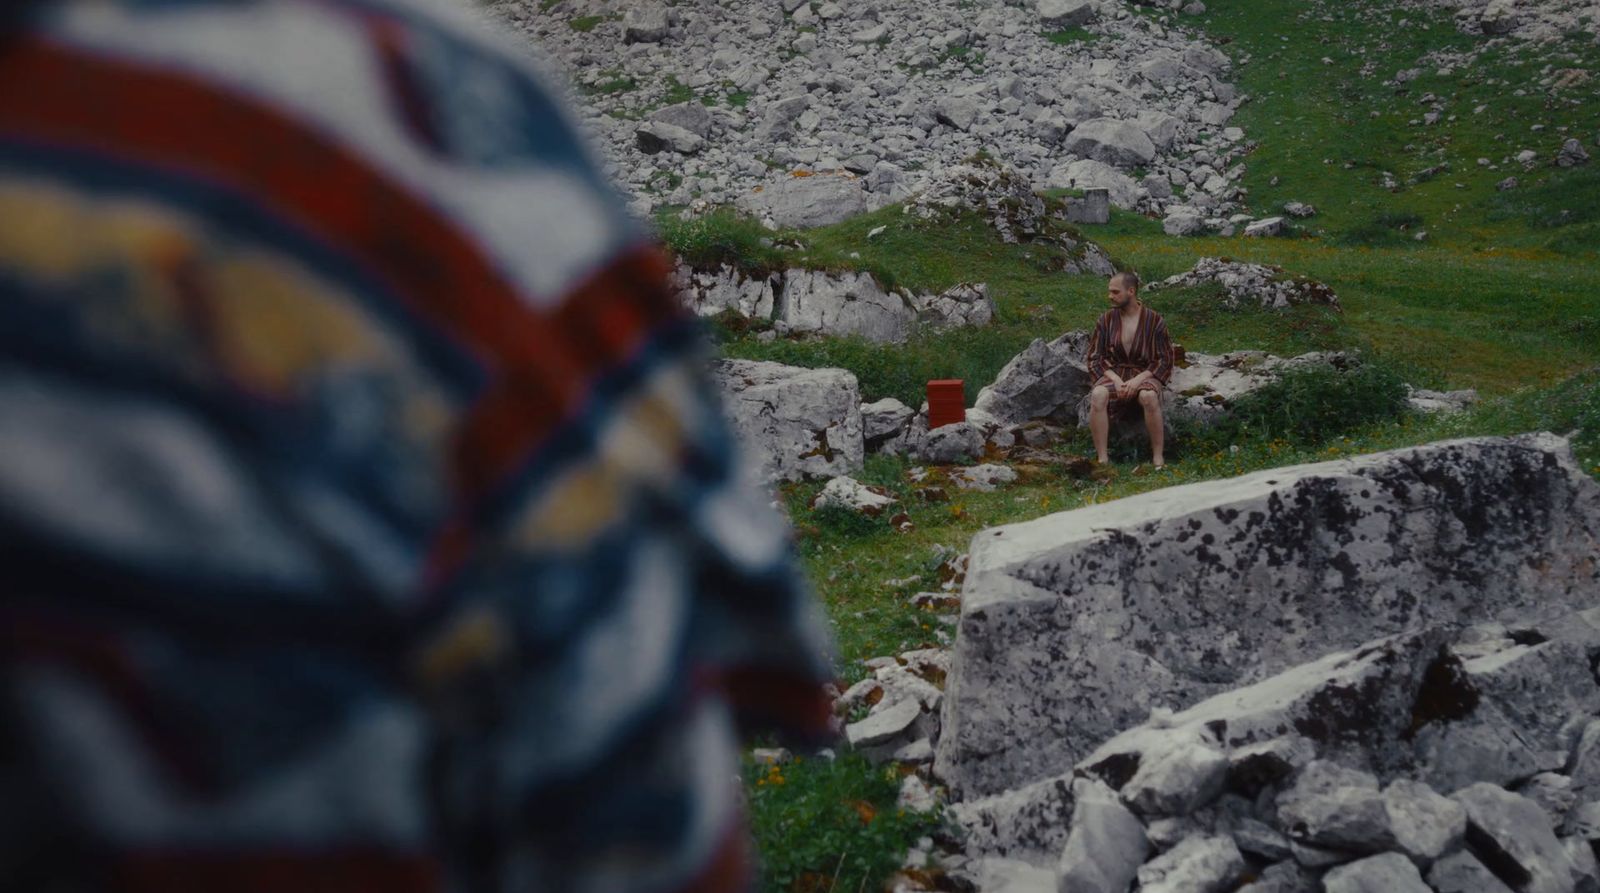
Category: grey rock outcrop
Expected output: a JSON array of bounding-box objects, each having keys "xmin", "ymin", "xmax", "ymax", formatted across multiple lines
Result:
[
  {"xmin": 862, "ymin": 397, "xmax": 915, "ymax": 451},
  {"xmin": 635, "ymin": 120, "xmax": 704, "ymax": 155},
  {"xmin": 949, "ymin": 772, "xmax": 1077, "ymax": 864},
  {"xmin": 973, "ymin": 332, "xmax": 1092, "ymax": 427},
  {"xmin": 780, "ymin": 269, "xmax": 913, "ymax": 342},
  {"xmin": 1323, "ymin": 852, "xmax": 1432, "ymax": 893},
  {"xmin": 672, "ymin": 261, "xmax": 777, "ymax": 319},
  {"xmin": 936, "ymin": 433, "xmax": 1600, "ymax": 799},
  {"xmin": 919, "ymin": 421, "xmax": 985, "ymax": 464},
  {"xmin": 1135, "ymin": 835, "xmax": 1246, "ymax": 893},
  {"xmin": 1453, "ymin": 783, "xmax": 1580, "ymax": 893},
  {"xmin": 1064, "ymin": 118, "xmax": 1158, "ymax": 168},
  {"xmin": 1055, "ymin": 780, "xmax": 1149, "ymax": 893},
  {"xmin": 1428, "ymin": 850, "xmax": 1516, "ymax": 893},
  {"xmin": 1558, "ymin": 138, "xmax": 1592, "ymax": 167},
  {"xmin": 1037, "ymin": 0, "xmax": 1096, "ymax": 29},
  {"xmin": 521, "ymin": 0, "xmax": 1251, "ymax": 221},
  {"xmin": 713, "ymin": 359, "xmax": 864, "ymax": 484},
  {"xmin": 673, "ymin": 260, "xmax": 995, "ymax": 343},
  {"xmin": 1048, "ymin": 159, "xmax": 1138, "ymax": 209},
  {"xmin": 621, "ymin": 6, "xmax": 670, "ymax": 43},
  {"xmin": 1152, "ymin": 257, "xmax": 1340, "ymax": 311},
  {"xmin": 734, "ymin": 171, "xmax": 867, "ymax": 229},
  {"xmin": 811, "ymin": 476, "xmax": 897, "ymax": 516}
]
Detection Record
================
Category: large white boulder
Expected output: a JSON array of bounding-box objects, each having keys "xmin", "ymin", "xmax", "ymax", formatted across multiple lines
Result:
[
  {"xmin": 1064, "ymin": 118, "xmax": 1158, "ymax": 168},
  {"xmin": 735, "ymin": 171, "xmax": 867, "ymax": 229},
  {"xmin": 671, "ymin": 262, "xmax": 777, "ymax": 319},
  {"xmin": 713, "ymin": 359, "xmax": 863, "ymax": 484},
  {"xmin": 935, "ymin": 434, "xmax": 1600, "ymax": 799},
  {"xmin": 1046, "ymin": 159, "xmax": 1140, "ymax": 209},
  {"xmin": 779, "ymin": 269, "xmax": 911, "ymax": 342},
  {"xmin": 973, "ymin": 332, "xmax": 1092, "ymax": 427},
  {"xmin": 1037, "ymin": 0, "xmax": 1097, "ymax": 29}
]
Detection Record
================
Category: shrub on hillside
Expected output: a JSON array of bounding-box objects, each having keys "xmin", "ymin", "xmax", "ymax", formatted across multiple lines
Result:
[
  {"xmin": 1190, "ymin": 359, "xmax": 1411, "ymax": 450},
  {"xmin": 1336, "ymin": 212, "xmax": 1425, "ymax": 247},
  {"xmin": 658, "ymin": 209, "xmax": 785, "ymax": 274}
]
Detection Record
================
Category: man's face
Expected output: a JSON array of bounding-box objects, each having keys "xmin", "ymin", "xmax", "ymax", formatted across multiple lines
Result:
[{"xmin": 1107, "ymin": 279, "xmax": 1135, "ymax": 310}]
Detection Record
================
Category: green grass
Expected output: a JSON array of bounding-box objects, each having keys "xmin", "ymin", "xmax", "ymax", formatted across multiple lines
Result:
[
  {"xmin": 1043, "ymin": 26, "xmax": 1100, "ymax": 45},
  {"xmin": 660, "ymin": 73, "xmax": 695, "ymax": 106},
  {"xmin": 1193, "ymin": 0, "xmax": 1600, "ymax": 254},
  {"xmin": 568, "ymin": 13, "xmax": 607, "ymax": 32},
  {"xmin": 581, "ymin": 66, "xmax": 636, "ymax": 96},
  {"xmin": 745, "ymin": 753, "xmax": 943, "ymax": 893}
]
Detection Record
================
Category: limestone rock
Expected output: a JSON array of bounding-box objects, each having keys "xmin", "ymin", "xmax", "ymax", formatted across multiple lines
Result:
[
  {"xmin": 1243, "ymin": 216, "xmax": 1286, "ymax": 237},
  {"xmin": 1163, "ymin": 207, "xmax": 1206, "ymax": 236},
  {"xmin": 1453, "ymin": 782, "xmax": 1579, "ymax": 893},
  {"xmin": 940, "ymin": 433, "xmax": 1600, "ymax": 799},
  {"xmin": 847, "ymin": 696, "xmax": 923, "ymax": 748},
  {"xmin": 863, "ymin": 398, "xmax": 915, "ymax": 452},
  {"xmin": 671, "ymin": 261, "xmax": 776, "ymax": 319},
  {"xmin": 622, "ymin": 6, "xmax": 670, "ymax": 43},
  {"xmin": 1055, "ymin": 780, "xmax": 1149, "ymax": 893},
  {"xmin": 1323, "ymin": 852, "xmax": 1432, "ymax": 893},
  {"xmin": 1038, "ymin": 0, "xmax": 1096, "ymax": 29},
  {"xmin": 713, "ymin": 359, "xmax": 864, "ymax": 484},
  {"xmin": 919, "ymin": 421, "xmax": 984, "ymax": 464},
  {"xmin": 1152, "ymin": 257, "xmax": 1339, "ymax": 310},
  {"xmin": 1415, "ymin": 614, "xmax": 1600, "ymax": 791},
  {"xmin": 1428, "ymin": 850, "xmax": 1515, "ymax": 893},
  {"xmin": 754, "ymin": 95, "xmax": 809, "ymax": 142},
  {"xmin": 1520, "ymin": 773, "xmax": 1578, "ymax": 828},
  {"xmin": 1407, "ymin": 387, "xmax": 1479, "ymax": 414},
  {"xmin": 948, "ymin": 773, "xmax": 1076, "ymax": 865},
  {"xmin": 1238, "ymin": 861, "xmax": 1317, "ymax": 893},
  {"xmin": 811, "ymin": 476, "xmax": 897, "ymax": 516},
  {"xmin": 1061, "ymin": 188, "xmax": 1111, "ymax": 226},
  {"xmin": 899, "ymin": 774, "xmax": 938, "ymax": 813},
  {"xmin": 735, "ymin": 171, "xmax": 867, "ymax": 229},
  {"xmin": 635, "ymin": 120, "xmax": 704, "ymax": 155},
  {"xmin": 1276, "ymin": 765, "xmax": 1396, "ymax": 853},
  {"xmin": 1383, "ymin": 778, "xmax": 1467, "ymax": 865},
  {"xmin": 1121, "ymin": 741, "xmax": 1229, "ymax": 818},
  {"xmin": 1559, "ymin": 138, "xmax": 1592, "ymax": 167},
  {"xmin": 912, "ymin": 282, "xmax": 996, "ymax": 331},
  {"xmin": 934, "ymin": 96, "xmax": 981, "ymax": 132},
  {"xmin": 1064, "ymin": 118, "xmax": 1158, "ymax": 168},
  {"xmin": 952, "ymin": 464, "xmax": 1019, "ymax": 492},
  {"xmin": 649, "ymin": 101, "xmax": 712, "ymax": 138},
  {"xmin": 973, "ymin": 332, "xmax": 1092, "ymax": 427},
  {"xmin": 1135, "ymin": 835, "xmax": 1246, "ymax": 893},
  {"xmin": 1048, "ymin": 160, "xmax": 1139, "ymax": 209},
  {"xmin": 779, "ymin": 269, "xmax": 909, "ymax": 342}
]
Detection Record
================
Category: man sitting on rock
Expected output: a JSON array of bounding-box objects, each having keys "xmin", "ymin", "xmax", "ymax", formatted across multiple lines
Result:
[{"xmin": 1086, "ymin": 271, "xmax": 1176, "ymax": 467}]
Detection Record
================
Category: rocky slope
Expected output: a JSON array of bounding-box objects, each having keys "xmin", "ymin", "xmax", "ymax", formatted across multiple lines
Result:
[{"xmin": 486, "ymin": 0, "xmax": 1251, "ymax": 219}]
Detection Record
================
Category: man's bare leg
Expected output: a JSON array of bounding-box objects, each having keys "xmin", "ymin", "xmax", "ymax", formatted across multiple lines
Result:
[
  {"xmin": 1139, "ymin": 389, "xmax": 1165, "ymax": 467},
  {"xmin": 1089, "ymin": 386, "xmax": 1111, "ymax": 463}
]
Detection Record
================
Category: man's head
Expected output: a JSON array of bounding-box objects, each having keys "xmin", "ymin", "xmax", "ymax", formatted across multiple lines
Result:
[{"xmin": 1108, "ymin": 271, "xmax": 1140, "ymax": 311}]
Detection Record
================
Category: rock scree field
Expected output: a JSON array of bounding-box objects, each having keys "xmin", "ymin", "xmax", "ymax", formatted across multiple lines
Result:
[{"xmin": 484, "ymin": 0, "xmax": 1600, "ymax": 889}]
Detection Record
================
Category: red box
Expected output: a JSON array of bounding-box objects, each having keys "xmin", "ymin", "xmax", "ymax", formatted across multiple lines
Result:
[{"xmin": 927, "ymin": 379, "xmax": 966, "ymax": 429}]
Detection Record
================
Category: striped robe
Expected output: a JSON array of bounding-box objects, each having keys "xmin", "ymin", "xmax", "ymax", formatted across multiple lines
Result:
[
  {"xmin": 0, "ymin": 2, "xmax": 832, "ymax": 892},
  {"xmin": 1086, "ymin": 304, "xmax": 1176, "ymax": 399}
]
